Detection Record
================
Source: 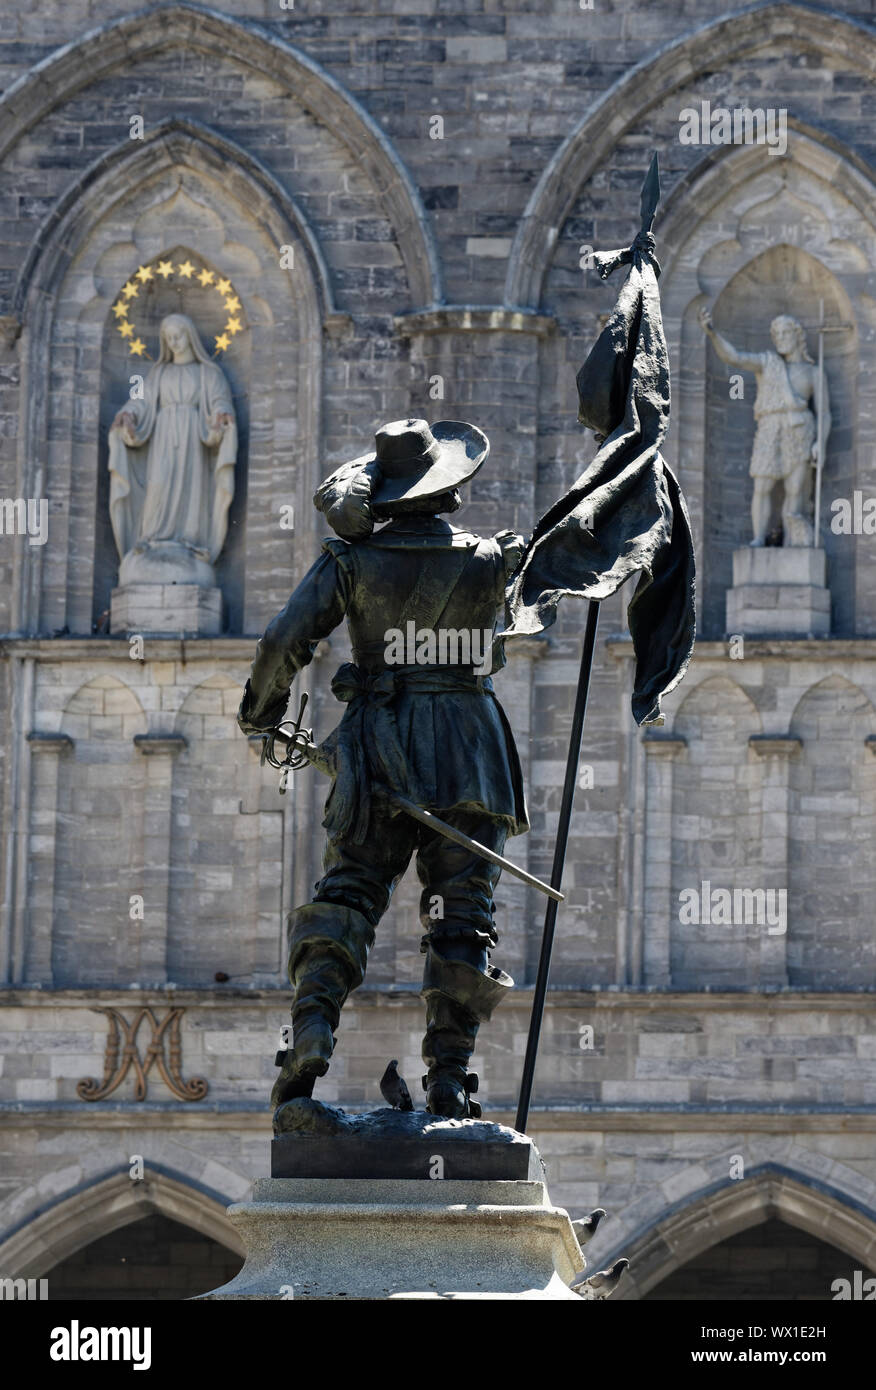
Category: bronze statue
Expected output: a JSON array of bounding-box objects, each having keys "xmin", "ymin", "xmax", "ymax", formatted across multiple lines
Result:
[
  {"xmin": 239, "ymin": 161, "xmax": 695, "ymax": 1137},
  {"xmin": 238, "ymin": 419, "xmax": 527, "ymax": 1120}
]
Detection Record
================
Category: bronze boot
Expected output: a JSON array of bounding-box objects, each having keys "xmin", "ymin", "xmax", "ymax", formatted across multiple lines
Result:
[
  {"xmin": 420, "ymin": 943, "xmax": 513, "ymax": 1119},
  {"xmin": 271, "ymin": 952, "xmax": 351, "ymax": 1107},
  {"xmin": 272, "ymin": 902, "xmax": 374, "ymax": 1109}
]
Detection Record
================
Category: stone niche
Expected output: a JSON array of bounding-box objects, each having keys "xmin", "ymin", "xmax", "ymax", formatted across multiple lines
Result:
[
  {"xmin": 25, "ymin": 128, "xmax": 323, "ymax": 641},
  {"xmin": 656, "ymin": 135, "xmax": 873, "ymax": 641},
  {"xmin": 97, "ymin": 193, "xmax": 252, "ymax": 637},
  {"xmin": 705, "ymin": 243, "xmax": 852, "ymax": 638}
]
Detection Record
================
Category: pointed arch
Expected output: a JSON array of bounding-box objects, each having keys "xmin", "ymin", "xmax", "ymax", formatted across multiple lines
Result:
[
  {"xmin": 0, "ymin": 1165, "xmax": 243, "ymax": 1278},
  {"xmin": 673, "ymin": 672, "xmax": 762, "ymax": 730},
  {"xmin": 505, "ymin": 2, "xmax": 876, "ymax": 308},
  {"xmin": 0, "ymin": 1, "xmax": 440, "ymax": 309},
  {"xmin": 651, "ymin": 123, "xmax": 874, "ymax": 637},
  {"xmin": 13, "ymin": 118, "xmax": 328, "ymax": 636},
  {"xmin": 13, "ymin": 118, "xmax": 336, "ymax": 324},
  {"xmin": 789, "ymin": 671, "xmax": 876, "ymax": 733},
  {"xmin": 595, "ymin": 1163, "xmax": 876, "ymax": 1299}
]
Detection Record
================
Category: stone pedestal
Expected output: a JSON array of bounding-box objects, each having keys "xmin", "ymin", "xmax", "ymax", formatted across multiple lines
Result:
[
  {"xmin": 110, "ymin": 583, "xmax": 223, "ymax": 636},
  {"xmin": 199, "ymin": 1177, "xmax": 584, "ymax": 1300},
  {"xmin": 726, "ymin": 547, "xmax": 830, "ymax": 636}
]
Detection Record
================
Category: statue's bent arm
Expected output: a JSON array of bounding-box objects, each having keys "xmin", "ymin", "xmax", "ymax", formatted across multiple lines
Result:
[{"xmin": 238, "ymin": 548, "xmax": 351, "ymax": 734}]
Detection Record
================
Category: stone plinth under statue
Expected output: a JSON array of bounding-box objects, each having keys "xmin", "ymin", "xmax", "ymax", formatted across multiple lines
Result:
[
  {"xmin": 110, "ymin": 579, "xmax": 223, "ymax": 636},
  {"xmin": 201, "ymin": 1100, "xmax": 589, "ymax": 1295},
  {"xmin": 199, "ymin": 1105, "xmax": 584, "ymax": 1301},
  {"xmin": 200, "ymin": 1176, "xmax": 582, "ymax": 1301},
  {"xmin": 726, "ymin": 546, "xmax": 830, "ymax": 636}
]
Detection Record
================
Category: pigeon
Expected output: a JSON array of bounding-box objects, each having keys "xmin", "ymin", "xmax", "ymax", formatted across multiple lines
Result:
[
  {"xmin": 380, "ymin": 1059, "xmax": 413, "ymax": 1111},
  {"xmin": 571, "ymin": 1257, "xmax": 629, "ymax": 1300},
  {"xmin": 571, "ymin": 1208, "xmax": 606, "ymax": 1245}
]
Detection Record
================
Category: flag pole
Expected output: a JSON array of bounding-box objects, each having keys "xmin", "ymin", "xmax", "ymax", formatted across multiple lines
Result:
[{"xmin": 515, "ymin": 597, "xmax": 600, "ymax": 1134}]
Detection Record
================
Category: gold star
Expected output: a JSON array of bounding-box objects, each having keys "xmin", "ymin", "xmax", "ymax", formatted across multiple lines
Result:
[
  {"xmin": 156, "ymin": 260, "xmax": 174, "ymax": 279},
  {"xmin": 215, "ymin": 277, "xmax": 232, "ymax": 296},
  {"xmin": 112, "ymin": 301, "xmax": 129, "ymax": 320},
  {"xmin": 134, "ymin": 264, "xmax": 154, "ymax": 284},
  {"xmin": 177, "ymin": 260, "xmax": 196, "ymax": 279},
  {"xmin": 197, "ymin": 268, "xmax": 215, "ymax": 288},
  {"xmin": 129, "ymin": 338, "xmax": 147, "ymax": 357},
  {"xmin": 225, "ymin": 316, "xmax": 242, "ymax": 336},
  {"xmin": 118, "ymin": 322, "xmax": 134, "ymax": 339},
  {"xmin": 223, "ymin": 295, "xmax": 241, "ymax": 312},
  {"xmin": 121, "ymin": 281, "xmax": 139, "ymax": 300},
  {"xmin": 214, "ymin": 333, "xmax": 231, "ymax": 353}
]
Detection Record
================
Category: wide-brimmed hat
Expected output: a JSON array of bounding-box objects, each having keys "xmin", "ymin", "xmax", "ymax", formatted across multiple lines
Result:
[{"xmin": 349, "ymin": 417, "xmax": 489, "ymax": 505}]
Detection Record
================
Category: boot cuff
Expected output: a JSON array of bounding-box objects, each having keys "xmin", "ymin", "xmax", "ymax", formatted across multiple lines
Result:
[
  {"xmin": 287, "ymin": 902, "xmax": 375, "ymax": 988},
  {"xmin": 420, "ymin": 943, "xmax": 513, "ymax": 1020}
]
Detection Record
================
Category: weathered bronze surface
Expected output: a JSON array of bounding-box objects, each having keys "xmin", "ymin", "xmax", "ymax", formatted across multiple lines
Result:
[
  {"xmin": 270, "ymin": 1098, "xmax": 542, "ymax": 1180},
  {"xmin": 239, "ymin": 419, "xmax": 526, "ymax": 1123}
]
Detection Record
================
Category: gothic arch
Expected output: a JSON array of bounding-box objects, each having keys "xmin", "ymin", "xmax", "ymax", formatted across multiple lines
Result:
[
  {"xmin": 0, "ymin": 1166, "xmax": 243, "ymax": 1279},
  {"xmin": 505, "ymin": 1, "xmax": 876, "ymax": 308},
  {"xmin": 596, "ymin": 1163, "xmax": 876, "ymax": 1300},
  {"xmin": 13, "ymin": 118, "xmax": 337, "ymax": 323},
  {"xmin": 11, "ymin": 121, "xmax": 327, "ymax": 637},
  {"xmin": 672, "ymin": 672, "xmax": 762, "ymax": 730},
  {"xmin": 788, "ymin": 671, "xmax": 876, "ymax": 732},
  {"xmin": 651, "ymin": 126, "xmax": 874, "ymax": 637},
  {"xmin": 0, "ymin": 1, "xmax": 440, "ymax": 308}
]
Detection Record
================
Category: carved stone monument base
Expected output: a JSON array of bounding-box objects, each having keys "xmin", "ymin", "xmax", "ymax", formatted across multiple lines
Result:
[
  {"xmin": 198, "ymin": 1176, "xmax": 584, "ymax": 1300},
  {"xmin": 726, "ymin": 546, "xmax": 830, "ymax": 637},
  {"xmin": 110, "ymin": 583, "xmax": 223, "ymax": 636}
]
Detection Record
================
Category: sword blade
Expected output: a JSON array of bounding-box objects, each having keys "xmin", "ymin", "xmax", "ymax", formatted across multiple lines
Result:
[
  {"xmin": 271, "ymin": 728, "xmax": 564, "ymax": 903},
  {"xmin": 390, "ymin": 793, "xmax": 564, "ymax": 904}
]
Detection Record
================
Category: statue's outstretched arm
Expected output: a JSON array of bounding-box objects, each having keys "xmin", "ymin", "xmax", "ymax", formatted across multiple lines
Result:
[
  {"xmin": 698, "ymin": 306, "xmax": 761, "ymax": 373},
  {"xmin": 238, "ymin": 550, "xmax": 349, "ymax": 735}
]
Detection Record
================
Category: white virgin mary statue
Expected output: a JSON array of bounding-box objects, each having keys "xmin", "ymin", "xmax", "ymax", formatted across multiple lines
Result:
[{"xmin": 109, "ymin": 313, "xmax": 237, "ymax": 587}]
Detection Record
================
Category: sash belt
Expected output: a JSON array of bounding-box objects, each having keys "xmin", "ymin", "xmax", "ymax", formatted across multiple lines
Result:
[{"xmin": 323, "ymin": 661, "xmax": 490, "ymax": 845}]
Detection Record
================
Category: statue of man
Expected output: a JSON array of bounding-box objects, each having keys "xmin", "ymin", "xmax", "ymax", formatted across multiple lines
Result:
[
  {"xmin": 698, "ymin": 307, "xmax": 830, "ymax": 547},
  {"xmin": 238, "ymin": 419, "xmax": 527, "ymax": 1120},
  {"xmin": 109, "ymin": 313, "xmax": 237, "ymax": 586}
]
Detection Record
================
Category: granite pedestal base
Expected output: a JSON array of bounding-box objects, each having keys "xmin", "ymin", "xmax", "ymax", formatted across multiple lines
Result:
[
  {"xmin": 725, "ymin": 546, "xmax": 830, "ymax": 636},
  {"xmin": 199, "ymin": 1177, "xmax": 585, "ymax": 1300}
]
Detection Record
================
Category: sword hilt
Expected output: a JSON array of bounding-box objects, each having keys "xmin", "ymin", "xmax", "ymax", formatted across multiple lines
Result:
[{"xmin": 260, "ymin": 693, "xmax": 315, "ymax": 773}]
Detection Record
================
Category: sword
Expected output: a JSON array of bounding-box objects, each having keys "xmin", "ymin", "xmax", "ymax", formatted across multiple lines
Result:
[{"xmin": 259, "ymin": 695, "xmax": 564, "ymax": 905}]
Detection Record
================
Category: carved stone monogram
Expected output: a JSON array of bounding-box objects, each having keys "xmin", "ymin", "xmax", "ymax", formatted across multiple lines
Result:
[{"xmin": 77, "ymin": 1007, "xmax": 207, "ymax": 1103}]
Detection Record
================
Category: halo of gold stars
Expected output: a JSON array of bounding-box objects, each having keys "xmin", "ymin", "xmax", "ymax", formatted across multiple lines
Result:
[{"xmin": 110, "ymin": 258, "xmax": 245, "ymax": 360}]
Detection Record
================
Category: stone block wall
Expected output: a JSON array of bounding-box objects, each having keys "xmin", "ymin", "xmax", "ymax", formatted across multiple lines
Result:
[{"xmin": 1, "ymin": 0, "xmax": 875, "ymax": 1297}]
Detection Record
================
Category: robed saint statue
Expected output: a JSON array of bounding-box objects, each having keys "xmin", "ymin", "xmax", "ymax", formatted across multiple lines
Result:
[{"xmin": 109, "ymin": 313, "xmax": 237, "ymax": 587}]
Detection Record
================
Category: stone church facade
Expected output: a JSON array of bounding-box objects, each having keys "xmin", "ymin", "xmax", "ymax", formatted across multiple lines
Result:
[{"xmin": 1, "ymin": 0, "xmax": 875, "ymax": 1299}]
